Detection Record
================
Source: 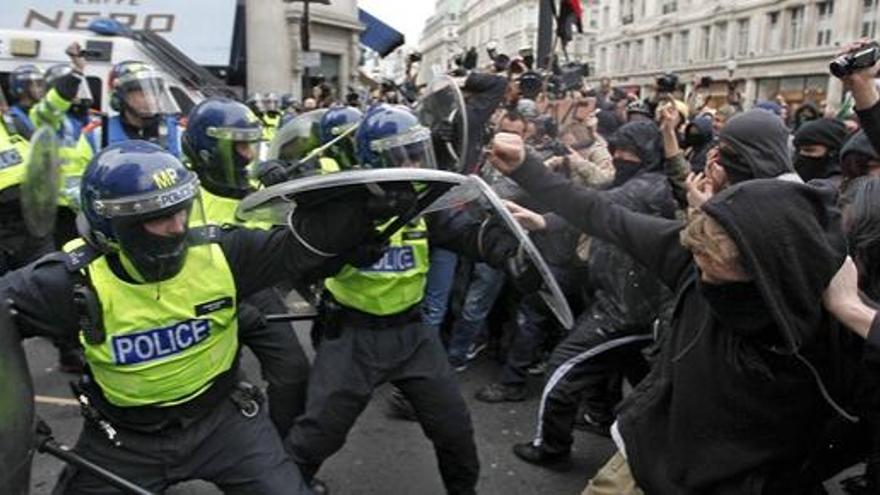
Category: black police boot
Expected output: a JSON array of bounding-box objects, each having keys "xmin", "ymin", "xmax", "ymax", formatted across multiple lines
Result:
[{"xmin": 512, "ymin": 442, "xmax": 572, "ymax": 471}]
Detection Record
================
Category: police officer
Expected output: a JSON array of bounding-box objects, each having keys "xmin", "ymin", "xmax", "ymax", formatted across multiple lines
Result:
[
  {"xmin": 0, "ymin": 84, "xmax": 86, "ymax": 373},
  {"xmin": 2, "ymin": 140, "xmax": 377, "ymax": 494},
  {"xmin": 256, "ymin": 108, "xmax": 339, "ymax": 185},
  {"xmin": 28, "ymin": 44, "xmax": 99, "ymax": 245},
  {"xmin": 7, "ymin": 64, "xmax": 47, "ymax": 138},
  {"xmin": 281, "ymin": 104, "xmax": 520, "ymax": 494},
  {"xmin": 183, "ymin": 96, "xmax": 312, "ymax": 437},
  {"xmin": 317, "ymin": 104, "xmax": 362, "ymax": 170}
]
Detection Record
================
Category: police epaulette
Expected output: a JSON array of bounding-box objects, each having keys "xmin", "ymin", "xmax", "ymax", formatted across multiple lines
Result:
[
  {"xmin": 188, "ymin": 225, "xmax": 223, "ymax": 246},
  {"xmin": 64, "ymin": 243, "xmax": 101, "ymax": 272}
]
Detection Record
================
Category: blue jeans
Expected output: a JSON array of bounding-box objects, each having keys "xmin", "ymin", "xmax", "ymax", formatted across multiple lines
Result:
[
  {"xmin": 447, "ymin": 262, "xmax": 506, "ymax": 364},
  {"xmin": 421, "ymin": 248, "xmax": 458, "ymax": 330}
]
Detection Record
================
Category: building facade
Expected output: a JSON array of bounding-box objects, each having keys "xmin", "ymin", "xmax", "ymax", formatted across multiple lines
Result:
[
  {"xmin": 592, "ymin": 0, "xmax": 879, "ymax": 109},
  {"xmin": 246, "ymin": 0, "xmax": 362, "ymax": 100},
  {"xmin": 427, "ymin": 0, "xmax": 597, "ymax": 75},
  {"xmin": 419, "ymin": 0, "xmax": 464, "ymax": 83}
]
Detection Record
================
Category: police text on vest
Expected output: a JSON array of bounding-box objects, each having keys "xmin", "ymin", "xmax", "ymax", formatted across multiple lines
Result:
[{"xmin": 112, "ymin": 319, "xmax": 211, "ymax": 365}]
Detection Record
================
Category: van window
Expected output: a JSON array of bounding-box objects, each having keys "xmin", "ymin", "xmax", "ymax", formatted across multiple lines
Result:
[
  {"xmin": 169, "ymin": 86, "xmax": 195, "ymax": 116},
  {"xmin": 86, "ymin": 76, "xmax": 102, "ymax": 111}
]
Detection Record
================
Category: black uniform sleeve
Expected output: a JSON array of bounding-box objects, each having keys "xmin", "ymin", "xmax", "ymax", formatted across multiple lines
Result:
[
  {"xmin": 508, "ymin": 153, "xmax": 693, "ymax": 289},
  {"xmin": 856, "ymin": 100, "xmax": 880, "ymax": 157},
  {"xmin": 219, "ymin": 226, "xmax": 347, "ymax": 300},
  {"xmin": 1, "ymin": 254, "xmax": 80, "ymax": 341}
]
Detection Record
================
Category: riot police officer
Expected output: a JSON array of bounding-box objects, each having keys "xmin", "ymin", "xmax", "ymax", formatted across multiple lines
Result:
[
  {"xmin": 183, "ymin": 96, "xmax": 312, "ymax": 436},
  {"xmin": 317, "ymin": 104, "xmax": 362, "ymax": 170},
  {"xmin": 2, "ymin": 140, "xmax": 377, "ymax": 494},
  {"xmin": 7, "ymin": 64, "xmax": 47, "ymax": 138},
  {"xmin": 282, "ymin": 104, "xmax": 519, "ymax": 495}
]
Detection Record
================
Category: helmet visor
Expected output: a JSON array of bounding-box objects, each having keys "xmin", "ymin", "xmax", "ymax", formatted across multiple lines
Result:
[
  {"xmin": 370, "ymin": 126, "xmax": 437, "ymax": 169},
  {"xmin": 116, "ymin": 70, "xmax": 180, "ymax": 116}
]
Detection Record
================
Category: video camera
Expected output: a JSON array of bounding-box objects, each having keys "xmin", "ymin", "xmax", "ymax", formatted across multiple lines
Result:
[
  {"xmin": 547, "ymin": 62, "xmax": 590, "ymax": 98},
  {"xmin": 656, "ymin": 72, "xmax": 680, "ymax": 93},
  {"xmin": 407, "ymin": 51, "xmax": 423, "ymax": 64},
  {"xmin": 830, "ymin": 41, "xmax": 880, "ymax": 78}
]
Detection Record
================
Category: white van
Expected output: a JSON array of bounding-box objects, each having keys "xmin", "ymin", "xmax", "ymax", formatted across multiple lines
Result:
[{"xmin": 0, "ymin": 21, "xmax": 232, "ymax": 116}]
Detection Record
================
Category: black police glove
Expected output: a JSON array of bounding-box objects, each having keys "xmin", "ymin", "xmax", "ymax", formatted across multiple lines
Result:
[
  {"xmin": 364, "ymin": 185, "xmax": 419, "ymax": 220},
  {"xmin": 347, "ymin": 235, "xmax": 390, "ymax": 268},
  {"xmin": 256, "ymin": 159, "xmax": 289, "ymax": 187},
  {"xmin": 290, "ymin": 199, "xmax": 375, "ymax": 257}
]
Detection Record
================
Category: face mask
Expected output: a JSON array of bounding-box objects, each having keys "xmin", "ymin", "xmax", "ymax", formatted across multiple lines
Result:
[
  {"xmin": 611, "ymin": 158, "xmax": 641, "ymax": 187},
  {"xmin": 794, "ymin": 154, "xmax": 833, "ymax": 182},
  {"xmin": 698, "ymin": 279, "xmax": 774, "ymax": 338}
]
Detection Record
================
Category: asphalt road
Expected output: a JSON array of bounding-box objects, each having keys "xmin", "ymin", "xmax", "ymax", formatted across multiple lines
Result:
[
  {"xmin": 26, "ymin": 321, "xmax": 615, "ymax": 495},
  {"xmin": 22, "ymin": 301, "xmax": 859, "ymax": 495}
]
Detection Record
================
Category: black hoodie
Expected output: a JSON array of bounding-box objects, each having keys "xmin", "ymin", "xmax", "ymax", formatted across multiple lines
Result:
[
  {"xmin": 719, "ymin": 109, "xmax": 797, "ymax": 182},
  {"xmin": 509, "ymin": 155, "xmax": 848, "ymax": 494}
]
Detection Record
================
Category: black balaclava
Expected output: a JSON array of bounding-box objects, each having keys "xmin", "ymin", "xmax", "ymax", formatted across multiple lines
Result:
[{"xmin": 792, "ymin": 118, "xmax": 847, "ymax": 182}]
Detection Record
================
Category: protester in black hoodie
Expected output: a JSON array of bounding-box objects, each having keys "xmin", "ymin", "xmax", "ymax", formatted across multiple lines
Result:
[
  {"xmin": 509, "ymin": 121, "xmax": 676, "ymax": 469},
  {"xmin": 488, "ymin": 131, "xmax": 866, "ymax": 494},
  {"xmin": 840, "ymin": 130, "xmax": 880, "ymax": 192},
  {"xmin": 664, "ymin": 108, "xmax": 797, "ymax": 211},
  {"xmin": 793, "ymin": 118, "xmax": 848, "ymax": 184}
]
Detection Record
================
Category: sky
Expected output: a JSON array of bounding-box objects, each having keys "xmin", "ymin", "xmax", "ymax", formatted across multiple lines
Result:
[{"xmin": 357, "ymin": 0, "xmax": 435, "ymax": 49}]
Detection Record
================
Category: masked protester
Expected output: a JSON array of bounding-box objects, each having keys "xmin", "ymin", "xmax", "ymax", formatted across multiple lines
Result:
[
  {"xmin": 507, "ymin": 122, "xmax": 677, "ymax": 469},
  {"xmin": 489, "ymin": 133, "xmax": 864, "ymax": 493},
  {"xmin": 792, "ymin": 118, "xmax": 848, "ymax": 184},
  {"xmin": 841, "ymin": 130, "xmax": 880, "ymax": 191}
]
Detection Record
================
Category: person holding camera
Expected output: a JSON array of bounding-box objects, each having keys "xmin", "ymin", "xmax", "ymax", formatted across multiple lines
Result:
[{"xmin": 835, "ymin": 40, "xmax": 880, "ymax": 157}]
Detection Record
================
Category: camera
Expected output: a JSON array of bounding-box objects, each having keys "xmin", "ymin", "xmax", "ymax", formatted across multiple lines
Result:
[
  {"xmin": 830, "ymin": 42, "xmax": 880, "ymax": 78},
  {"xmin": 407, "ymin": 51, "xmax": 423, "ymax": 64},
  {"xmin": 547, "ymin": 62, "xmax": 590, "ymax": 98},
  {"xmin": 656, "ymin": 72, "xmax": 679, "ymax": 93},
  {"xmin": 518, "ymin": 71, "xmax": 543, "ymax": 100}
]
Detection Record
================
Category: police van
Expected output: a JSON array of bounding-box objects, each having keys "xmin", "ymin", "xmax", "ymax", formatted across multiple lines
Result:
[{"xmin": 0, "ymin": 18, "xmax": 235, "ymax": 116}]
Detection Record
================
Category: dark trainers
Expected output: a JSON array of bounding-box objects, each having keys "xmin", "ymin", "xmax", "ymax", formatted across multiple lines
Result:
[
  {"xmin": 512, "ymin": 442, "xmax": 572, "ymax": 471},
  {"xmin": 386, "ymin": 388, "xmax": 417, "ymax": 421},
  {"xmin": 474, "ymin": 383, "xmax": 526, "ymax": 403}
]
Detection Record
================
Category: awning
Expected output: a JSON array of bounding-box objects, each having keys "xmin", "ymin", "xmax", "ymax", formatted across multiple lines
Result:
[{"xmin": 358, "ymin": 8, "xmax": 404, "ymax": 57}]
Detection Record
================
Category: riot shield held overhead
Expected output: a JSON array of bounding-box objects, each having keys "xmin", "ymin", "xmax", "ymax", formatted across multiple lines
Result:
[
  {"xmin": 468, "ymin": 175, "xmax": 574, "ymax": 330},
  {"xmin": 22, "ymin": 126, "xmax": 61, "ymax": 238},
  {"xmin": 0, "ymin": 299, "xmax": 35, "ymax": 495},
  {"xmin": 416, "ymin": 75, "xmax": 469, "ymax": 173},
  {"xmin": 237, "ymin": 168, "xmax": 480, "ymax": 227}
]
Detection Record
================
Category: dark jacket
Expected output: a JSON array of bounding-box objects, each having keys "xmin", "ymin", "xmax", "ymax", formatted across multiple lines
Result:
[
  {"xmin": 856, "ymin": 99, "xmax": 880, "ymax": 157},
  {"xmin": 509, "ymin": 154, "xmax": 847, "ymax": 494},
  {"xmin": 463, "ymin": 73, "xmax": 507, "ymax": 174},
  {"xmin": 587, "ymin": 122, "xmax": 677, "ymax": 331}
]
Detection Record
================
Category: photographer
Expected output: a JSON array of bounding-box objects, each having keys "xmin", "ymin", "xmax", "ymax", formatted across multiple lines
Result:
[{"xmin": 835, "ymin": 40, "xmax": 880, "ymax": 156}]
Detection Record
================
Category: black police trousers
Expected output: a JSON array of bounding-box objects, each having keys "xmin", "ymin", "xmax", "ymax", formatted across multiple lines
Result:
[
  {"xmin": 532, "ymin": 313, "xmax": 652, "ymax": 455},
  {"xmin": 54, "ymin": 397, "xmax": 311, "ymax": 494},
  {"xmin": 284, "ymin": 313, "xmax": 480, "ymax": 495},
  {"xmin": 239, "ymin": 287, "xmax": 311, "ymax": 435}
]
